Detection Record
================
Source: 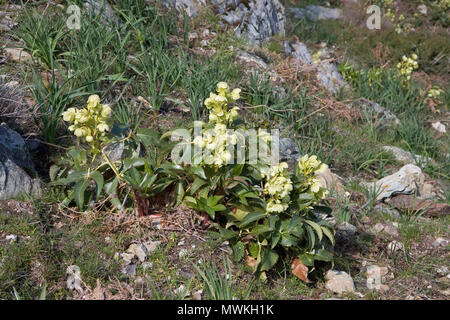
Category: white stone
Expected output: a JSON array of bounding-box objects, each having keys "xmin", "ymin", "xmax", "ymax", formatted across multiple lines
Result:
[
  {"xmin": 431, "ymin": 121, "xmax": 446, "ymax": 133},
  {"xmin": 432, "ymin": 237, "xmax": 448, "ymax": 248},
  {"xmin": 387, "ymin": 241, "xmax": 403, "ymax": 254},
  {"xmin": 367, "ymin": 164, "xmax": 424, "ymax": 200},
  {"xmin": 325, "ymin": 270, "xmax": 355, "ymax": 294}
]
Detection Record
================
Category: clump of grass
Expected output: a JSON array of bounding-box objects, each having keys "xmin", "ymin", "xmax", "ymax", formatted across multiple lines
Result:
[{"xmin": 193, "ymin": 256, "xmax": 252, "ymax": 300}]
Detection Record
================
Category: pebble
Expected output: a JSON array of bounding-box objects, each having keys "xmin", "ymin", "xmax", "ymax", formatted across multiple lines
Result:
[
  {"xmin": 432, "ymin": 237, "xmax": 448, "ymax": 248},
  {"xmin": 387, "ymin": 240, "xmax": 403, "ymax": 254},
  {"xmin": 325, "ymin": 270, "xmax": 355, "ymax": 294}
]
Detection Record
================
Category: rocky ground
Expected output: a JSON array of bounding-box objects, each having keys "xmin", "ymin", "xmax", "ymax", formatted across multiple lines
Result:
[{"xmin": 0, "ymin": 0, "xmax": 449, "ymax": 300}]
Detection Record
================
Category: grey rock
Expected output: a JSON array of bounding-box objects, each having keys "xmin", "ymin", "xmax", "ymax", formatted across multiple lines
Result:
[
  {"xmin": 126, "ymin": 243, "xmax": 147, "ymax": 263},
  {"xmin": 286, "ymin": 40, "xmax": 312, "ymax": 64},
  {"xmin": 364, "ymin": 164, "xmax": 424, "ymax": 201},
  {"xmin": 0, "ymin": 13, "xmax": 17, "ymax": 32},
  {"xmin": 381, "ymin": 146, "xmax": 430, "ymax": 167},
  {"xmin": 383, "ymin": 222, "xmax": 399, "ymax": 237},
  {"xmin": 143, "ymin": 240, "xmax": 161, "ymax": 253},
  {"xmin": 162, "ymin": 0, "xmax": 285, "ymax": 44},
  {"xmin": 289, "ymin": 5, "xmax": 343, "ymax": 21},
  {"xmin": 354, "ymin": 98, "xmax": 400, "ymax": 126},
  {"xmin": 387, "ymin": 240, "xmax": 403, "ymax": 254},
  {"xmin": 85, "ymin": 0, "xmax": 119, "ymax": 26},
  {"xmin": 373, "ymin": 204, "xmax": 401, "ymax": 219},
  {"xmin": 161, "ymin": 0, "xmax": 206, "ymax": 17},
  {"xmin": 286, "ymin": 40, "xmax": 347, "ymax": 95},
  {"xmin": 0, "ymin": 123, "xmax": 40, "ymax": 200},
  {"xmin": 0, "ymin": 123, "xmax": 35, "ymax": 172},
  {"xmin": 279, "ymin": 138, "xmax": 300, "ymax": 162},
  {"xmin": 432, "ymin": 237, "xmax": 448, "ymax": 248},
  {"xmin": 218, "ymin": 0, "xmax": 286, "ymax": 44},
  {"xmin": 337, "ymin": 222, "xmax": 357, "ymax": 236},
  {"xmin": 372, "ymin": 223, "xmax": 385, "ymax": 233},
  {"xmin": 325, "ymin": 270, "xmax": 355, "ymax": 294},
  {"xmin": 236, "ymin": 50, "xmax": 269, "ymax": 70},
  {"xmin": 121, "ymin": 263, "xmax": 137, "ymax": 277},
  {"xmin": 315, "ymin": 61, "xmax": 347, "ymax": 95}
]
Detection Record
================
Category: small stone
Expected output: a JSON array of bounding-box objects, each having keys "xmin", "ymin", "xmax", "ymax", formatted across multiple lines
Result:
[
  {"xmin": 142, "ymin": 262, "xmax": 153, "ymax": 271},
  {"xmin": 135, "ymin": 276, "xmax": 144, "ymax": 289},
  {"xmin": 325, "ymin": 270, "xmax": 355, "ymax": 294},
  {"xmin": 373, "ymin": 223, "xmax": 384, "ymax": 233},
  {"xmin": 383, "ymin": 222, "xmax": 399, "ymax": 237},
  {"xmin": 179, "ymin": 249, "xmax": 188, "ymax": 259},
  {"xmin": 144, "ymin": 241, "xmax": 161, "ymax": 254},
  {"xmin": 437, "ymin": 266, "xmax": 449, "ymax": 275},
  {"xmin": 5, "ymin": 234, "xmax": 17, "ymax": 242},
  {"xmin": 127, "ymin": 243, "xmax": 147, "ymax": 262},
  {"xmin": 441, "ymin": 288, "xmax": 450, "ymax": 296},
  {"xmin": 3, "ymin": 48, "xmax": 32, "ymax": 63},
  {"xmin": 192, "ymin": 290, "xmax": 202, "ymax": 300},
  {"xmin": 432, "ymin": 237, "xmax": 448, "ymax": 248},
  {"xmin": 431, "ymin": 121, "xmax": 446, "ymax": 133},
  {"xmin": 387, "ymin": 240, "xmax": 403, "ymax": 254},
  {"xmin": 418, "ymin": 4, "xmax": 427, "ymax": 15},
  {"xmin": 120, "ymin": 252, "xmax": 135, "ymax": 264},
  {"xmin": 366, "ymin": 265, "xmax": 389, "ymax": 291},
  {"xmin": 337, "ymin": 222, "xmax": 357, "ymax": 236},
  {"xmin": 361, "ymin": 216, "xmax": 372, "ymax": 224},
  {"xmin": 121, "ymin": 263, "xmax": 137, "ymax": 277},
  {"xmin": 173, "ymin": 284, "xmax": 186, "ymax": 296}
]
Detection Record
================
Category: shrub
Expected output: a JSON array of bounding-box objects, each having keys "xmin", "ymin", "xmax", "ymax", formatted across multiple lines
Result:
[{"xmin": 54, "ymin": 83, "xmax": 335, "ymax": 278}]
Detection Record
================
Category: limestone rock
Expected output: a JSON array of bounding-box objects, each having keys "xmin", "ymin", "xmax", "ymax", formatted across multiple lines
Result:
[
  {"xmin": 381, "ymin": 146, "xmax": 430, "ymax": 167},
  {"xmin": 218, "ymin": 0, "xmax": 286, "ymax": 44},
  {"xmin": 316, "ymin": 167, "xmax": 345, "ymax": 195},
  {"xmin": 354, "ymin": 98, "xmax": 400, "ymax": 126},
  {"xmin": 161, "ymin": 0, "xmax": 206, "ymax": 17},
  {"xmin": 2, "ymin": 48, "xmax": 32, "ymax": 63},
  {"xmin": 85, "ymin": 0, "xmax": 119, "ymax": 25},
  {"xmin": 325, "ymin": 270, "xmax": 355, "ymax": 294},
  {"xmin": 366, "ymin": 164, "xmax": 424, "ymax": 201},
  {"xmin": 315, "ymin": 61, "xmax": 347, "ymax": 95},
  {"xmin": 286, "ymin": 40, "xmax": 347, "ymax": 95},
  {"xmin": 0, "ymin": 123, "xmax": 40, "ymax": 200}
]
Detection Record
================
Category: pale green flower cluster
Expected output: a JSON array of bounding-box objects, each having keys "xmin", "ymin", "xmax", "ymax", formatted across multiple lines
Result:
[
  {"xmin": 261, "ymin": 162, "xmax": 293, "ymax": 213},
  {"xmin": 397, "ymin": 54, "xmax": 418, "ymax": 85},
  {"xmin": 437, "ymin": 0, "xmax": 450, "ymax": 10},
  {"xmin": 385, "ymin": 8, "xmax": 396, "ymax": 22},
  {"xmin": 427, "ymin": 86, "xmax": 444, "ymax": 99},
  {"xmin": 62, "ymin": 95, "xmax": 112, "ymax": 145},
  {"xmin": 193, "ymin": 123, "xmax": 238, "ymax": 167},
  {"xmin": 298, "ymin": 154, "xmax": 329, "ymax": 198},
  {"xmin": 204, "ymin": 82, "xmax": 241, "ymax": 125}
]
